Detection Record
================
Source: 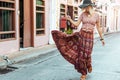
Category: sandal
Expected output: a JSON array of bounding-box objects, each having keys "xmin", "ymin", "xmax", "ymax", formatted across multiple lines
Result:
[
  {"xmin": 80, "ymin": 75, "xmax": 86, "ymax": 80},
  {"xmin": 88, "ymin": 67, "xmax": 92, "ymax": 73}
]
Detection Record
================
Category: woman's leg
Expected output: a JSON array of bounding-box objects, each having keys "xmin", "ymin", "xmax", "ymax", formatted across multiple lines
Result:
[
  {"xmin": 80, "ymin": 75, "xmax": 86, "ymax": 80},
  {"xmin": 87, "ymin": 55, "xmax": 92, "ymax": 73},
  {"xmin": 77, "ymin": 59, "xmax": 87, "ymax": 80}
]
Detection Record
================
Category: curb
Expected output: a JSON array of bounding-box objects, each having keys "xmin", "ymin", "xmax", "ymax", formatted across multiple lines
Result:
[{"xmin": 13, "ymin": 47, "xmax": 57, "ymax": 64}]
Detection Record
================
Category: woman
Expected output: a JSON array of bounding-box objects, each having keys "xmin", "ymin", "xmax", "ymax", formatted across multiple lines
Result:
[{"xmin": 51, "ymin": 0, "xmax": 105, "ymax": 80}]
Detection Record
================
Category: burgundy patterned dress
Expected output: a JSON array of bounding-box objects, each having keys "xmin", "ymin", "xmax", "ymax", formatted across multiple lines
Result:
[{"xmin": 52, "ymin": 12, "xmax": 99, "ymax": 75}]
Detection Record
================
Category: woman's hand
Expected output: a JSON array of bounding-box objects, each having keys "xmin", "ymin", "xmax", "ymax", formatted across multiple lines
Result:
[
  {"xmin": 101, "ymin": 40, "xmax": 105, "ymax": 46},
  {"xmin": 66, "ymin": 15, "xmax": 71, "ymax": 21},
  {"xmin": 66, "ymin": 15, "xmax": 81, "ymax": 27}
]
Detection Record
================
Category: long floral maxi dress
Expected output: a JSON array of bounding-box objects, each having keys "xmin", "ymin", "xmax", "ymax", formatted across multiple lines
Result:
[{"xmin": 51, "ymin": 12, "xmax": 99, "ymax": 75}]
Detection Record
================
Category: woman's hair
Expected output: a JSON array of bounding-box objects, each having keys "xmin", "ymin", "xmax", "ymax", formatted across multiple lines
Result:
[{"xmin": 82, "ymin": 5, "xmax": 94, "ymax": 15}]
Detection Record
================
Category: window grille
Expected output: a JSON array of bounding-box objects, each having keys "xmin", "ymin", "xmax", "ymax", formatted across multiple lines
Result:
[
  {"xmin": 36, "ymin": 0, "xmax": 45, "ymax": 35},
  {"xmin": 0, "ymin": 0, "xmax": 15, "ymax": 41}
]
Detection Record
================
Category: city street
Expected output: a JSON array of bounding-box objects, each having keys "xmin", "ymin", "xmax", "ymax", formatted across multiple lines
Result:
[{"xmin": 0, "ymin": 32, "xmax": 120, "ymax": 80}]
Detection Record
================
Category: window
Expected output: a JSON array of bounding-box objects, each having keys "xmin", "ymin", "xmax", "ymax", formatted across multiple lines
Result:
[
  {"xmin": 0, "ymin": 0, "xmax": 16, "ymax": 41},
  {"xmin": 73, "ymin": 7, "xmax": 78, "ymax": 20},
  {"xmin": 80, "ymin": 0, "xmax": 82, "ymax": 3},
  {"xmin": 60, "ymin": 4, "xmax": 66, "ymax": 17},
  {"xmin": 110, "ymin": 0, "xmax": 115, "ymax": 3},
  {"xmin": 74, "ymin": 0, "xmax": 78, "ymax": 4},
  {"xmin": 36, "ymin": 0, "xmax": 45, "ymax": 35}
]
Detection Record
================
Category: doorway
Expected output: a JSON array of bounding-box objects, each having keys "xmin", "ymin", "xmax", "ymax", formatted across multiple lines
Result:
[
  {"xmin": 66, "ymin": 6, "xmax": 73, "ymax": 34},
  {"xmin": 67, "ymin": 6, "xmax": 73, "ymax": 28},
  {"xmin": 19, "ymin": 0, "xmax": 24, "ymax": 48}
]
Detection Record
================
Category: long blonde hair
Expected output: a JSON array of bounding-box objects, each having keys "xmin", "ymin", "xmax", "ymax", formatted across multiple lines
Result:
[{"xmin": 82, "ymin": 6, "xmax": 94, "ymax": 16}]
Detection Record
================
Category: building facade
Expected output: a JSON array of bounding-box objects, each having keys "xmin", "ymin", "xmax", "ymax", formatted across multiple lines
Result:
[
  {"xmin": 109, "ymin": 0, "xmax": 120, "ymax": 32},
  {"xmin": 0, "ymin": 0, "xmax": 120, "ymax": 55},
  {"xmin": 0, "ymin": 0, "xmax": 81, "ymax": 54},
  {"xmin": 95, "ymin": 0, "xmax": 120, "ymax": 33},
  {"xmin": 49, "ymin": 0, "xmax": 82, "ymax": 44},
  {"xmin": 0, "ymin": 0, "xmax": 50, "ymax": 54}
]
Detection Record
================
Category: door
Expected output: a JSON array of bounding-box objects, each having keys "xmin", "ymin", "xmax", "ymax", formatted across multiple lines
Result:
[
  {"xmin": 19, "ymin": 0, "xmax": 24, "ymax": 48},
  {"xmin": 19, "ymin": 0, "xmax": 33, "ymax": 48}
]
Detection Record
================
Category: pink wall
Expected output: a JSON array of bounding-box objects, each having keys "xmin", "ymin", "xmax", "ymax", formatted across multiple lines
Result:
[
  {"xmin": 116, "ymin": 0, "xmax": 120, "ymax": 3},
  {"xmin": 33, "ymin": 0, "xmax": 50, "ymax": 47},
  {"xmin": 0, "ymin": 40, "xmax": 19, "ymax": 55},
  {"xmin": 60, "ymin": 0, "xmax": 67, "ymax": 4}
]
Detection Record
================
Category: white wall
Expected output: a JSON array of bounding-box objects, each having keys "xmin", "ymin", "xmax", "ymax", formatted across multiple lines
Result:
[
  {"xmin": 49, "ymin": 0, "xmax": 60, "ymax": 44},
  {"xmin": 117, "ymin": 9, "xmax": 120, "ymax": 31}
]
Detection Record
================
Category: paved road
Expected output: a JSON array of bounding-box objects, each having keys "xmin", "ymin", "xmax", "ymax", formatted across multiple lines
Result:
[{"xmin": 0, "ymin": 33, "xmax": 120, "ymax": 80}]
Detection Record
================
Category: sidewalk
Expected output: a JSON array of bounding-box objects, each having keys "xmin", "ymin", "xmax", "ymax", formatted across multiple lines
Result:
[{"xmin": 0, "ymin": 44, "xmax": 57, "ymax": 69}]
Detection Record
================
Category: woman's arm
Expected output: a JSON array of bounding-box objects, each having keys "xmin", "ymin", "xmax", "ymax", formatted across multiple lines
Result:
[
  {"xmin": 96, "ymin": 17, "xmax": 105, "ymax": 46},
  {"xmin": 66, "ymin": 16, "xmax": 82, "ymax": 27},
  {"xmin": 96, "ymin": 22, "xmax": 104, "ymax": 39}
]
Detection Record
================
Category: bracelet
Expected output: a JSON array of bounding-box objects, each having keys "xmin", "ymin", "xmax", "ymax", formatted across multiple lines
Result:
[{"xmin": 100, "ymin": 38, "xmax": 104, "ymax": 41}]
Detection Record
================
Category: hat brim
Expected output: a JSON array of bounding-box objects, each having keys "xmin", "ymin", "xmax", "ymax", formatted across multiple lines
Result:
[{"xmin": 79, "ymin": 4, "xmax": 96, "ymax": 8}]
